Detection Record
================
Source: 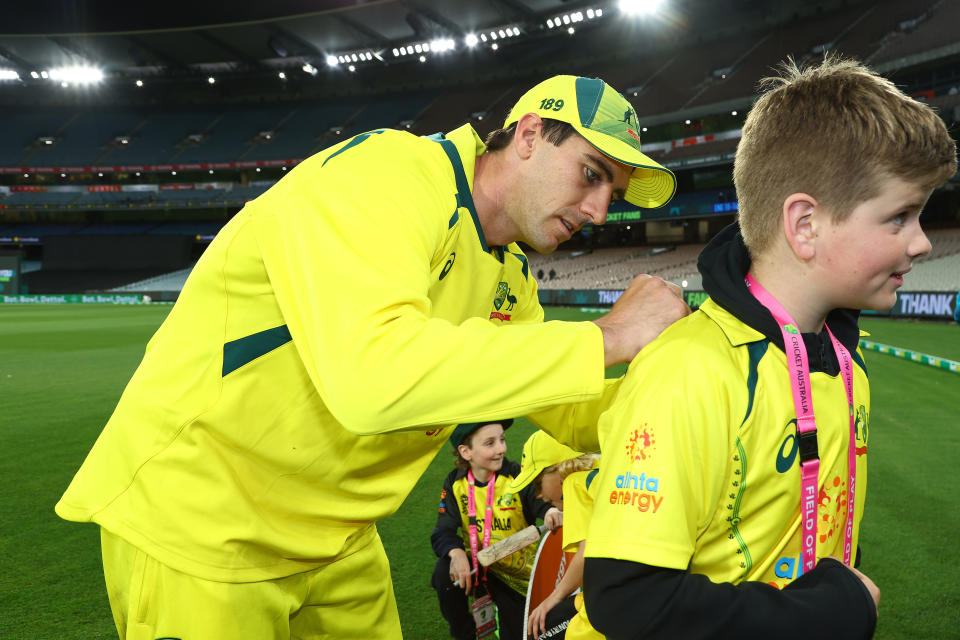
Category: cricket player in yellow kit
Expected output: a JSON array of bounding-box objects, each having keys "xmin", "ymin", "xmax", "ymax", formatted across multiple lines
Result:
[{"xmin": 55, "ymin": 75, "xmax": 688, "ymax": 639}]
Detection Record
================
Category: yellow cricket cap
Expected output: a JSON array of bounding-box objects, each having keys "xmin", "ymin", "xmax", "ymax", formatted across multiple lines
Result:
[
  {"xmin": 507, "ymin": 430, "xmax": 583, "ymax": 493},
  {"xmin": 504, "ymin": 75, "xmax": 676, "ymax": 208}
]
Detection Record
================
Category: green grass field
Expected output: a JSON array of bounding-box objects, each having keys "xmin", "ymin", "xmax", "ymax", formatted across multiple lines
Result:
[{"xmin": 1, "ymin": 304, "xmax": 957, "ymax": 639}]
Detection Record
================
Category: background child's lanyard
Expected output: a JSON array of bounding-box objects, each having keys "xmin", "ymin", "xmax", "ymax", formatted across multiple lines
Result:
[
  {"xmin": 467, "ymin": 469, "xmax": 496, "ymax": 582},
  {"xmin": 745, "ymin": 274, "xmax": 856, "ymax": 572}
]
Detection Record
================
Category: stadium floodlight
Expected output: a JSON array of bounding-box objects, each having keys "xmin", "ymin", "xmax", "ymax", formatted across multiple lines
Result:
[
  {"xmin": 348, "ymin": 64, "xmax": 356, "ymax": 72},
  {"xmin": 135, "ymin": 79, "xmax": 143, "ymax": 87},
  {"xmin": 207, "ymin": 76, "xmax": 216, "ymax": 84},
  {"xmin": 0, "ymin": 69, "xmax": 19, "ymax": 80},
  {"xmin": 40, "ymin": 70, "xmax": 49, "ymax": 79},
  {"xmin": 49, "ymin": 66, "xmax": 104, "ymax": 84},
  {"xmin": 30, "ymin": 71, "xmax": 39, "ymax": 79},
  {"xmin": 619, "ymin": 0, "xmax": 664, "ymax": 16},
  {"xmin": 491, "ymin": 43, "xmax": 499, "ymax": 50},
  {"xmin": 731, "ymin": 110, "xmax": 738, "ymax": 116},
  {"xmin": 480, "ymin": 33, "xmax": 487, "ymax": 42},
  {"xmin": 303, "ymin": 63, "xmax": 318, "ymax": 75},
  {"xmin": 465, "ymin": 33, "xmax": 478, "ymax": 47},
  {"xmin": 547, "ymin": 18, "xmax": 555, "ymax": 28},
  {"xmin": 568, "ymin": 27, "xmax": 575, "ymax": 34},
  {"xmin": 419, "ymin": 55, "xmax": 426, "ymax": 62},
  {"xmin": 587, "ymin": 8, "xmax": 595, "ymax": 18},
  {"xmin": 642, "ymin": 127, "xmax": 648, "ymax": 132},
  {"xmin": 278, "ymin": 71, "xmax": 286, "ymax": 79}
]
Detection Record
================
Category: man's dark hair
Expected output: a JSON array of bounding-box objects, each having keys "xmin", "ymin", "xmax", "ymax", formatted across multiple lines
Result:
[{"xmin": 484, "ymin": 118, "xmax": 578, "ymax": 152}]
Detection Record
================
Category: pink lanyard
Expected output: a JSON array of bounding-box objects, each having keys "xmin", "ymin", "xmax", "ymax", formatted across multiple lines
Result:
[
  {"xmin": 467, "ymin": 469, "xmax": 496, "ymax": 579},
  {"xmin": 745, "ymin": 273, "xmax": 857, "ymax": 572}
]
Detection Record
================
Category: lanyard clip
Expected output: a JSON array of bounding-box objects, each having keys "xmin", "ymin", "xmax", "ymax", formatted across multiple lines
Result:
[{"xmin": 797, "ymin": 429, "xmax": 819, "ymax": 463}]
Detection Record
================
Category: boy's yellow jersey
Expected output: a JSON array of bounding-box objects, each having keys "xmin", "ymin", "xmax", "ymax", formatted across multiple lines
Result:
[
  {"xmin": 587, "ymin": 299, "xmax": 870, "ymax": 589},
  {"xmin": 55, "ymin": 124, "xmax": 608, "ymax": 582},
  {"xmin": 560, "ymin": 468, "xmax": 599, "ymax": 553}
]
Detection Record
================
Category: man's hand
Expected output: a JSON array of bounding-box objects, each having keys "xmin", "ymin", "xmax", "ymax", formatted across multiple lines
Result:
[
  {"xmin": 544, "ymin": 507, "xmax": 563, "ymax": 531},
  {"xmin": 593, "ymin": 274, "xmax": 690, "ymax": 367},
  {"xmin": 449, "ymin": 548, "xmax": 473, "ymax": 595}
]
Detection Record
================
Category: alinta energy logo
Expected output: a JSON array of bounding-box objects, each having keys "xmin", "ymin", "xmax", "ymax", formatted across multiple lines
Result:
[
  {"xmin": 783, "ymin": 323, "xmax": 800, "ymax": 335},
  {"xmin": 610, "ymin": 424, "xmax": 664, "ymax": 514}
]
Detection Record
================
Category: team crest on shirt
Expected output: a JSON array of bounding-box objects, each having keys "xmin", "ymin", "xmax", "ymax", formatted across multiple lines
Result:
[
  {"xmin": 854, "ymin": 405, "xmax": 868, "ymax": 456},
  {"xmin": 490, "ymin": 281, "xmax": 516, "ymax": 321},
  {"xmin": 493, "ymin": 282, "xmax": 510, "ymax": 310}
]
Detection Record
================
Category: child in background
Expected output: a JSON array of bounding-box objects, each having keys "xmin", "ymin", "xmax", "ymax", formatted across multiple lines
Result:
[
  {"xmin": 507, "ymin": 430, "xmax": 601, "ymax": 639},
  {"xmin": 583, "ymin": 55, "xmax": 957, "ymax": 639},
  {"xmin": 432, "ymin": 420, "xmax": 562, "ymax": 640}
]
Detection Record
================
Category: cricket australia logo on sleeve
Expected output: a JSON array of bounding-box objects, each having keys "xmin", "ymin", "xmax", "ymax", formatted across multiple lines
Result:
[{"xmin": 490, "ymin": 281, "xmax": 517, "ymax": 321}]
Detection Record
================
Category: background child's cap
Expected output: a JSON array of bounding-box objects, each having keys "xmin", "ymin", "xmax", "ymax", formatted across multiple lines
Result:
[
  {"xmin": 507, "ymin": 430, "xmax": 583, "ymax": 492},
  {"xmin": 449, "ymin": 419, "xmax": 514, "ymax": 450},
  {"xmin": 503, "ymin": 74, "xmax": 677, "ymax": 209}
]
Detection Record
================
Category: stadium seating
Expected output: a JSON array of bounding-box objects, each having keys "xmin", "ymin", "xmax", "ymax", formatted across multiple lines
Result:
[
  {"xmin": 112, "ymin": 264, "xmax": 197, "ymax": 292},
  {"xmin": 528, "ymin": 245, "xmax": 704, "ymax": 290}
]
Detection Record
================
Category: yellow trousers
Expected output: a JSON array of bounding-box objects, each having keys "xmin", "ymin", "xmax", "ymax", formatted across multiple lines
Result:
[{"xmin": 100, "ymin": 526, "xmax": 401, "ymax": 640}]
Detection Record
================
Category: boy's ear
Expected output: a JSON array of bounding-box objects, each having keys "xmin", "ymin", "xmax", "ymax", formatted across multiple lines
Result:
[
  {"xmin": 513, "ymin": 113, "xmax": 542, "ymax": 160},
  {"xmin": 782, "ymin": 193, "xmax": 819, "ymax": 261}
]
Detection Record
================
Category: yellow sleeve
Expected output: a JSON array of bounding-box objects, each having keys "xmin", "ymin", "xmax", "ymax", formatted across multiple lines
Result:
[
  {"xmin": 586, "ymin": 326, "xmax": 736, "ymax": 569},
  {"xmin": 249, "ymin": 132, "xmax": 606, "ymax": 434},
  {"xmin": 526, "ymin": 377, "xmax": 622, "ymax": 453}
]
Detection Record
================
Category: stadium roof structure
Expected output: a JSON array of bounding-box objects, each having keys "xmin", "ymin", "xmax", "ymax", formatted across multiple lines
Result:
[
  {"xmin": 1, "ymin": 0, "xmax": 914, "ymax": 105},
  {"xmin": 0, "ymin": 0, "xmax": 956, "ymax": 176}
]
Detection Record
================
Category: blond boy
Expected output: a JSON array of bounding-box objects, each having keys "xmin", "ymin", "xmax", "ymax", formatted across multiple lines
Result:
[{"xmin": 583, "ymin": 56, "xmax": 956, "ymax": 639}]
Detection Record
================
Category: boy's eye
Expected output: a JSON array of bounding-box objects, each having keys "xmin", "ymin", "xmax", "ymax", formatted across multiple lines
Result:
[
  {"xmin": 891, "ymin": 213, "xmax": 906, "ymax": 226},
  {"xmin": 585, "ymin": 166, "xmax": 599, "ymax": 182}
]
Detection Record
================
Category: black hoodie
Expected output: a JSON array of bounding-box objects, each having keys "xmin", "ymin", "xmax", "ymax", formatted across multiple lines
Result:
[{"xmin": 583, "ymin": 223, "xmax": 877, "ymax": 640}]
